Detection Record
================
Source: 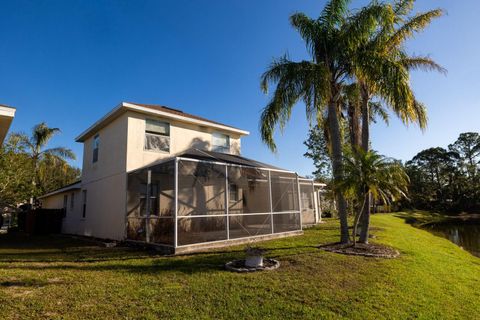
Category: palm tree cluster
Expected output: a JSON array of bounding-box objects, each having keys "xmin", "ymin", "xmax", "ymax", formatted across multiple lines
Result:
[
  {"xmin": 6, "ymin": 122, "xmax": 78, "ymax": 205},
  {"xmin": 259, "ymin": 0, "xmax": 444, "ymax": 244}
]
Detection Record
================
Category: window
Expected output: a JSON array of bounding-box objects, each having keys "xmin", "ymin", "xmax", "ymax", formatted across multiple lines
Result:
[
  {"xmin": 82, "ymin": 190, "xmax": 87, "ymax": 218},
  {"xmin": 229, "ymin": 184, "xmax": 238, "ymax": 203},
  {"xmin": 92, "ymin": 134, "xmax": 99, "ymax": 163},
  {"xmin": 63, "ymin": 195, "xmax": 68, "ymax": 217},
  {"xmin": 212, "ymin": 132, "xmax": 230, "ymax": 153},
  {"xmin": 145, "ymin": 119, "xmax": 170, "ymax": 152},
  {"xmin": 70, "ymin": 192, "xmax": 75, "ymax": 210}
]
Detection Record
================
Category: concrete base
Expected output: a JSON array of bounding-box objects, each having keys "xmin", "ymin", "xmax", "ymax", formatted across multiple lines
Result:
[
  {"xmin": 174, "ymin": 230, "xmax": 303, "ymax": 255},
  {"xmin": 124, "ymin": 230, "xmax": 304, "ymax": 255}
]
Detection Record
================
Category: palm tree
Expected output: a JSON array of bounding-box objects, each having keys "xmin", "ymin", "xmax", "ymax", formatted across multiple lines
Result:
[
  {"xmin": 337, "ymin": 148, "xmax": 409, "ymax": 246},
  {"xmin": 259, "ymin": 0, "xmax": 389, "ymax": 243},
  {"xmin": 351, "ymin": 0, "xmax": 445, "ymax": 243},
  {"xmin": 11, "ymin": 122, "xmax": 75, "ymax": 203}
]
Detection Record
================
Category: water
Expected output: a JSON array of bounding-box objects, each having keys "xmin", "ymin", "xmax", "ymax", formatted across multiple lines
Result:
[{"xmin": 425, "ymin": 219, "xmax": 480, "ymax": 257}]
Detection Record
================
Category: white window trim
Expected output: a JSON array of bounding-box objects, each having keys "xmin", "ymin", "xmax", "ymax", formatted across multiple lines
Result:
[
  {"xmin": 92, "ymin": 134, "xmax": 100, "ymax": 163},
  {"xmin": 211, "ymin": 132, "xmax": 231, "ymax": 153},
  {"xmin": 144, "ymin": 119, "xmax": 171, "ymax": 153}
]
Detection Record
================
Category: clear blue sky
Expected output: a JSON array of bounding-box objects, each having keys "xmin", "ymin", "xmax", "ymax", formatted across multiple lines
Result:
[{"xmin": 1, "ymin": 0, "xmax": 478, "ymax": 176}]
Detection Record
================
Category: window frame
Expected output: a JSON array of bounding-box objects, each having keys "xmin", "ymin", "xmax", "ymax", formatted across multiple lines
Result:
[
  {"xmin": 144, "ymin": 119, "xmax": 171, "ymax": 153},
  {"xmin": 92, "ymin": 134, "xmax": 99, "ymax": 163},
  {"xmin": 211, "ymin": 132, "xmax": 230, "ymax": 153}
]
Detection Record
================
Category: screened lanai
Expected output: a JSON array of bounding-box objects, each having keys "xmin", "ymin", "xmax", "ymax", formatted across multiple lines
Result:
[{"xmin": 126, "ymin": 149, "xmax": 320, "ymax": 251}]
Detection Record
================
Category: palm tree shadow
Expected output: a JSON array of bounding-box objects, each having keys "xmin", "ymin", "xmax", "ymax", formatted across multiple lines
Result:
[{"xmin": 1, "ymin": 231, "xmax": 323, "ymax": 275}]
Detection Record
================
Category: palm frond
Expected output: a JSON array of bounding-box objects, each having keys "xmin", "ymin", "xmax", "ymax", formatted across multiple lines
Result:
[
  {"xmin": 387, "ymin": 9, "xmax": 444, "ymax": 49},
  {"xmin": 7, "ymin": 133, "xmax": 33, "ymax": 152},
  {"xmin": 400, "ymin": 55, "xmax": 447, "ymax": 74},
  {"xmin": 42, "ymin": 147, "xmax": 76, "ymax": 161},
  {"xmin": 319, "ymin": 0, "xmax": 351, "ymax": 29},
  {"xmin": 32, "ymin": 122, "xmax": 61, "ymax": 152},
  {"xmin": 343, "ymin": 2, "xmax": 391, "ymax": 51},
  {"xmin": 290, "ymin": 13, "xmax": 319, "ymax": 58},
  {"xmin": 392, "ymin": 0, "xmax": 414, "ymax": 20},
  {"xmin": 369, "ymin": 101, "xmax": 389, "ymax": 125},
  {"xmin": 260, "ymin": 57, "xmax": 330, "ymax": 151}
]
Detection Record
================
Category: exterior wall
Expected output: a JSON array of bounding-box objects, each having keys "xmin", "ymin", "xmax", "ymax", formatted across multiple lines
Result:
[
  {"xmin": 79, "ymin": 113, "xmax": 129, "ymax": 240},
  {"xmin": 40, "ymin": 189, "xmax": 83, "ymax": 235},
  {"xmin": 57, "ymin": 109, "xmax": 244, "ymax": 241},
  {"xmin": 81, "ymin": 173, "xmax": 126, "ymax": 240},
  {"xmin": 126, "ymin": 111, "xmax": 241, "ymax": 172}
]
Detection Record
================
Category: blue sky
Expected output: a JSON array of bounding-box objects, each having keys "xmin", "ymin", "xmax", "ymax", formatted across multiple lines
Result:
[{"xmin": 0, "ymin": 0, "xmax": 478, "ymax": 176}]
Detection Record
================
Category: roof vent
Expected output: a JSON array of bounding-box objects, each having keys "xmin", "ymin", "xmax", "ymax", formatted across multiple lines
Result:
[{"xmin": 162, "ymin": 106, "xmax": 184, "ymax": 113}]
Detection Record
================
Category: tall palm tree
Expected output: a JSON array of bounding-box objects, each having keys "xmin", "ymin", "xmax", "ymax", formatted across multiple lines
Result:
[
  {"xmin": 260, "ymin": 0, "xmax": 387, "ymax": 243},
  {"xmin": 11, "ymin": 122, "xmax": 75, "ymax": 202},
  {"xmin": 337, "ymin": 148, "xmax": 409, "ymax": 246},
  {"xmin": 352, "ymin": 0, "xmax": 445, "ymax": 243}
]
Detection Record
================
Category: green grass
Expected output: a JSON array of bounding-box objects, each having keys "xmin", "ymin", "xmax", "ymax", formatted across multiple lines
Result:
[{"xmin": 1, "ymin": 214, "xmax": 479, "ymax": 319}]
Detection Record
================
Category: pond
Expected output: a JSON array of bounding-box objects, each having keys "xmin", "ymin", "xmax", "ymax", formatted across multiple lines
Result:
[{"xmin": 424, "ymin": 217, "xmax": 480, "ymax": 257}]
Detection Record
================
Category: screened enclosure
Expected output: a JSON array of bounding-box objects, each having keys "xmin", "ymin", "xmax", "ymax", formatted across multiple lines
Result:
[{"xmin": 126, "ymin": 152, "xmax": 319, "ymax": 249}]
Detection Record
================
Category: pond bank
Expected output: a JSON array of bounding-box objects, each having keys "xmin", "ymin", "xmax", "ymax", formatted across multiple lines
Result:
[{"xmin": 396, "ymin": 211, "xmax": 480, "ymax": 257}]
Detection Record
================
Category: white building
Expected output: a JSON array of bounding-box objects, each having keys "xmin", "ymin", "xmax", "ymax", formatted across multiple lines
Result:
[{"xmin": 40, "ymin": 102, "xmax": 322, "ymax": 253}]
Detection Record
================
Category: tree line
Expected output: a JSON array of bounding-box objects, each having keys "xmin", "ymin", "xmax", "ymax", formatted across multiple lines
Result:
[
  {"xmin": 0, "ymin": 123, "xmax": 80, "ymax": 209},
  {"xmin": 405, "ymin": 132, "xmax": 480, "ymax": 213}
]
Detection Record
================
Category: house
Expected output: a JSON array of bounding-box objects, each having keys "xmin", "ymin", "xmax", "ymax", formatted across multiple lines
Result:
[
  {"xmin": 0, "ymin": 105, "xmax": 16, "ymax": 146},
  {"xmin": 39, "ymin": 102, "xmax": 323, "ymax": 253}
]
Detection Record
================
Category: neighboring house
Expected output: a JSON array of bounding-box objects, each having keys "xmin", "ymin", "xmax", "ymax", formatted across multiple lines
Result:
[
  {"xmin": 39, "ymin": 102, "xmax": 322, "ymax": 253},
  {"xmin": 0, "ymin": 105, "xmax": 16, "ymax": 146}
]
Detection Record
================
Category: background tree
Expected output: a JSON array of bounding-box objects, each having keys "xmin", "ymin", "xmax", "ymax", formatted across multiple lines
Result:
[
  {"xmin": 448, "ymin": 132, "xmax": 480, "ymax": 180},
  {"xmin": 9, "ymin": 122, "xmax": 76, "ymax": 202},
  {"xmin": 404, "ymin": 133, "xmax": 480, "ymax": 213},
  {"xmin": 37, "ymin": 155, "xmax": 81, "ymax": 195},
  {"xmin": 0, "ymin": 138, "xmax": 34, "ymax": 209},
  {"xmin": 304, "ymin": 126, "xmax": 332, "ymax": 182}
]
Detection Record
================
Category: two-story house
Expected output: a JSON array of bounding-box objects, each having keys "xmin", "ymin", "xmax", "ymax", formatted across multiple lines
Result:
[{"xmin": 40, "ymin": 102, "xmax": 322, "ymax": 253}]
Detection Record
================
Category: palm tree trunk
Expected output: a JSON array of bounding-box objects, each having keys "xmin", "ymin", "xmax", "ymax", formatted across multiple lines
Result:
[
  {"xmin": 352, "ymin": 193, "xmax": 368, "ymax": 247},
  {"xmin": 348, "ymin": 102, "xmax": 361, "ymax": 150},
  {"xmin": 327, "ymin": 99, "xmax": 349, "ymax": 244},
  {"xmin": 30, "ymin": 155, "xmax": 38, "ymax": 206},
  {"xmin": 359, "ymin": 84, "xmax": 371, "ymax": 244}
]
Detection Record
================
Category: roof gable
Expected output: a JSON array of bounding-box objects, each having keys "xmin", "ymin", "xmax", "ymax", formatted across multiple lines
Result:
[{"xmin": 76, "ymin": 102, "xmax": 249, "ymax": 142}]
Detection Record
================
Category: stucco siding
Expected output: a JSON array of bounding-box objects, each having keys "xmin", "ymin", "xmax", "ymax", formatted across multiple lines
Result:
[
  {"xmin": 82, "ymin": 113, "xmax": 128, "ymax": 184},
  {"xmin": 81, "ymin": 173, "xmax": 126, "ymax": 240},
  {"xmin": 126, "ymin": 111, "xmax": 241, "ymax": 172},
  {"xmin": 40, "ymin": 189, "xmax": 83, "ymax": 235}
]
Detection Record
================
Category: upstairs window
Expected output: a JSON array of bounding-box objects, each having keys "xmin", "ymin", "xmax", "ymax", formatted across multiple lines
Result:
[
  {"xmin": 145, "ymin": 119, "xmax": 170, "ymax": 152},
  {"xmin": 92, "ymin": 134, "xmax": 99, "ymax": 163},
  {"xmin": 212, "ymin": 132, "xmax": 230, "ymax": 153}
]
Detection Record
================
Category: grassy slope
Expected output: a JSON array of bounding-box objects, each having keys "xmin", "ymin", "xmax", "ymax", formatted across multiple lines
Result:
[{"xmin": 0, "ymin": 214, "xmax": 479, "ymax": 319}]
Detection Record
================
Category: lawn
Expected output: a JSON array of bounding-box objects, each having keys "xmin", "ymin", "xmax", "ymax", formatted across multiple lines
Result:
[{"xmin": 0, "ymin": 214, "xmax": 479, "ymax": 319}]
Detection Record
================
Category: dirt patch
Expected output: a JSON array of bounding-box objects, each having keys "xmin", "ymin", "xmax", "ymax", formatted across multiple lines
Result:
[
  {"xmin": 225, "ymin": 258, "xmax": 280, "ymax": 273},
  {"xmin": 319, "ymin": 242, "xmax": 400, "ymax": 258}
]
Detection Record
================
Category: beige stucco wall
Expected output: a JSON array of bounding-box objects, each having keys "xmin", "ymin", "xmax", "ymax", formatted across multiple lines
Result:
[
  {"xmin": 40, "ymin": 189, "xmax": 83, "ymax": 235},
  {"xmin": 53, "ymin": 110, "xmax": 244, "ymax": 241},
  {"xmin": 126, "ymin": 111, "xmax": 241, "ymax": 172},
  {"xmin": 80, "ymin": 113, "xmax": 129, "ymax": 240},
  {"xmin": 81, "ymin": 173, "xmax": 126, "ymax": 239}
]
